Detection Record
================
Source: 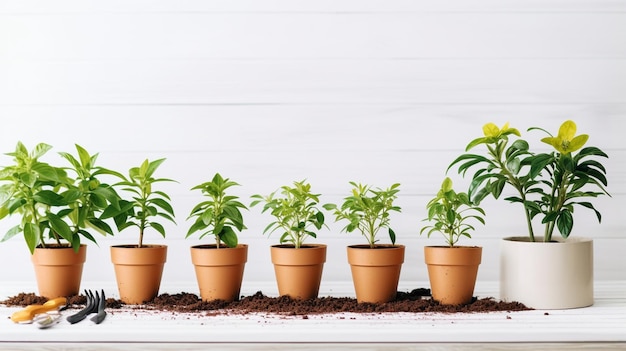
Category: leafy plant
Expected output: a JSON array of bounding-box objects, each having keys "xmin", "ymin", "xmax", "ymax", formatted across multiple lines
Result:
[
  {"xmin": 323, "ymin": 182, "xmax": 401, "ymax": 248},
  {"xmin": 186, "ymin": 173, "xmax": 247, "ymax": 248},
  {"xmin": 0, "ymin": 142, "xmax": 124, "ymax": 253},
  {"xmin": 448, "ymin": 120, "xmax": 609, "ymax": 242},
  {"xmin": 250, "ymin": 180, "xmax": 326, "ymax": 249},
  {"xmin": 103, "ymin": 158, "xmax": 176, "ymax": 248},
  {"xmin": 420, "ymin": 177, "xmax": 486, "ymax": 247}
]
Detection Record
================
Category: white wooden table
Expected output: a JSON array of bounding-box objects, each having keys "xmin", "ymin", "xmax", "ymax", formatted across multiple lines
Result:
[{"xmin": 1, "ymin": 281, "xmax": 625, "ymax": 350}]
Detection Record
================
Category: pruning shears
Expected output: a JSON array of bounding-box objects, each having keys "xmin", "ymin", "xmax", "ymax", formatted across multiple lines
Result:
[{"xmin": 10, "ymin": 297, "xmax": 67, "ymax": 324}]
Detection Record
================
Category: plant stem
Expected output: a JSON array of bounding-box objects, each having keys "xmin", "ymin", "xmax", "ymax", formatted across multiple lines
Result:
[
  {"xmin": 138, "ymin": 218, "xmax": 144, "ymax": 248},
  {"xmin": 214, "ymin": 193, "xmax": 221, "ymax": 249},
  {"xmin": 489, "ymin": 143, "xmax": 536, "ymax": 242},
  {"xmin": 544, "ymin": 161, "xmax": 571, "ymax": 242}
]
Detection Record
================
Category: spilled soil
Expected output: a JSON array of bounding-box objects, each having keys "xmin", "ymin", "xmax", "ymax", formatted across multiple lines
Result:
[{"xmin": 2, "ymin": 289, "xmax": 531, "ymax": 316}]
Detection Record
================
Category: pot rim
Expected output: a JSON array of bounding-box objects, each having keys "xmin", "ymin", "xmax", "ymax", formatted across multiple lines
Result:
[
  {"xmin": 191, "ymin": 243, "xmax": 248, "ymax": 250},
  {"xmin": 35, "ymin": 243, "xmax": 87, "ymax": 250},
  {"xmin": 348, "ymin": 244, "xmax": 405, "ymax": 250},
  {"xmin": 271, "ymin": 243, "xmax": 327, "ymax": 249},
  {"xmin": 110, "ymin": 244, "xmax": 168, "ymax": 249},
  {"xmin": 502, "ymin": 236, "xmax": 593, "ymax": 244},
  {"xmin": 424, "ymin": 245, "xmax": 482, "ymax": 249}
]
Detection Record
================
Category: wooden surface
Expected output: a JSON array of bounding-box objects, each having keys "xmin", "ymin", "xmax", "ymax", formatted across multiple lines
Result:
[
  {"xmin": 1, "ymin": 281, "xmax": 625, "ymax": 347},
  {"xmin": 0, "ymin": 344, "xmax": 626, "ymax": 351}
]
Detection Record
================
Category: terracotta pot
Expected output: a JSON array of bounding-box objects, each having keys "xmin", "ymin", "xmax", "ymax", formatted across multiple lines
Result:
[
  {"xmin": 270, "ymin": 244, "xmax": 326, "ymax": 300},
  {"xmin": 190, "ymin": 244, "xmax": 248, "ymax": 302},
  {"xmin": 500, "ymin": 236, "xmax": 593, "ymax": 309},
  {"xmin": 31, "ymin": 244, "xmax": 87, "ymax": 299},
  {"xmin": 110, "ymin": 245, "xmax": 167, "ymax": 304},
  {"xmin": 347, "ymin": 244, "xmax": 405, "ymax": 303},
  {"xmin": 424, "ymin": 246, "xmax": 482, "ymax": 305}
]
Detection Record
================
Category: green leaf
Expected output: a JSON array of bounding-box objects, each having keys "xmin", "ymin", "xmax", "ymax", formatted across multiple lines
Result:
[
  {"xmin": 23, "ymin": 223, "xmax": 40, "ymax": 254},
  {"xmin": 78, "ymin": 229, "xmax": 98, "ymax": 245},
  {"xmin": 75, "ymin": 144, "xmax": 93, "ymax": 168},
  {"xmin": 59, "ymin": 152, "xmax": 82, "ymax": 172},
  {"xmin": 88, "ymin": 218, "xmax": 114, "ymax": 235},
  {"xmin": 315, "ymin": 210, "xmax": 325, "ymax": 225},
  {"xmin": 220, "ymin": 226, "xmax": 238, "ymax": 248},
  {"xmin": 71, "ymin": 233, "xmax": 81, "ymax": 251},
  {"xmin": 575, "ymin": 201, "xmax": 602, "ymax": 223},
  {"xmin": 186, "ymin": 217, "xmax": 207, "ymax": 238},
  {"xmin": 150, "ymin": 222, "xmax": 167, "ymax": 238},
  {"xmin": 19, "ymin": 173, "xmax": 37, "ymax": 188},
  {"xmin": 61, "ymin": 189, "xmax": 82, "ymax": 203},
  {"xmin": 32, "ymin": 163, "xmax": 62, "ymax": 182},
  {"xmin": 465, "ymin": 137, "xmax": 488, "ymax": 151},
  {"xmin": 33, "ymin": 190, "xmax": 67, "ymax": 206},
  {"xmin": 577, "ymin": 146, "xmax": 608, "ymax": 159},
  {"xmin": 388, "ymin": 228, "xmax": 396, "ymax": 245},
  {"xmin": 151, "ymin": 198, "xmax": 175, "ymax": 216},
  {"xmin": 556, "ymin": 210, "xmax": 573, "ymax": 239},
  {"xmin": 47, "ymin": 212, "xmax": 74, "ymax": 242},
  {"xmin": 506, "ymin": 157, "xmax": 521, "ymax": 174},
  {"xmin": 0, "ymin": 205, "xmax": 9, "ymax": 220},
  {"xmin": 1, "ymin": 225, "xmax": 22, "ymax": 242},
  {"xmin": 529, "ymin": 153, "xmax": 554, "ymax": 179},
  {"xmin": 146, "ymin": 158, "xmax": 167, "ymax": 178},
  {"xmin": 31, "ymin": 143, "xmax": 52, "ymax": 159}
]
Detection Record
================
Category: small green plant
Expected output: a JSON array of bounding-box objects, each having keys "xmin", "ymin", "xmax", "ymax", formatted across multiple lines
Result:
[
  {"xmin": 323, "ymin": 182, "xmax": 401, "ymax": 248},
  {"xmin": 0, "ymin": 142, "xmax": 124, "ymax": 253},
  {"xmin": 186, "ymin": 173, "xmax": 247, "ymax": 248},
  {"xmin": 103, "ymin": 158, "xmax": 176, "ymax": 248},
  {"xmin": 448, "ymin": 120, "xmax": 609, "ymax": 242},
  {"xmin": 250, "ymin": 180, "xmax": 326, "ymax": 249},
  {"xmin": 420, "ymin": 177, "xmax": 486, "ymax": 247}
]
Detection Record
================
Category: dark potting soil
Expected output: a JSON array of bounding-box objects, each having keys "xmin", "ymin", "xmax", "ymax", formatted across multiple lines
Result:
[{"xmin": 1, "ymin": 289, "xmax": 531, "ymax": 316}]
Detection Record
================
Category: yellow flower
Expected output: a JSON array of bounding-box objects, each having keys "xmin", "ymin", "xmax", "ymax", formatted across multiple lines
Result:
[
  {"xmin": 541, "ymin": 120, "xmax": 588, "ymax": 154},
  {"xmin": 482, "ymin": 122, "xmax": 521, "ymax": 139}
]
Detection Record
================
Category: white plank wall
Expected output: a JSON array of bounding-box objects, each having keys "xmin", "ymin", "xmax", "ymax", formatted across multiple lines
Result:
[{"xmin": 0, "ymin": 0, "xmax": 625, "ymax": 296}]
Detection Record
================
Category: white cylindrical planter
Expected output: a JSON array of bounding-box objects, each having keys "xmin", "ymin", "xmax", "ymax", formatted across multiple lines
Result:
[{"xmin": 500, "ymin": 236, "xmax": 593, "ymax": 309}]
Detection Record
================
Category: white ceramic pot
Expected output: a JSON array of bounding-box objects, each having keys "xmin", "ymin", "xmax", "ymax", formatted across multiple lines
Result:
[{"xmin": 500, "ymin": 236, "xmax": 593, "ymax": 309}]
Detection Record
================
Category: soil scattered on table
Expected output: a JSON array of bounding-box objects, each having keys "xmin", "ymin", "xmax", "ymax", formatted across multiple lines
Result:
[{"xmin": 2, "ymin": 289, "xmax": 530, "ymax": 316}]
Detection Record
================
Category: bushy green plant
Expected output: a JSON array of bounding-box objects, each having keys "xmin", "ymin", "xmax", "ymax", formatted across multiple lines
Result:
[
  {"xmin": 448, "ymin": 120, "xmax": 609, "ymax": 242},
  {"xmin": 250, "ymin": 180, "xmax": 326, "ymax": 249},
  {"xmin": 102, "ymin": 158, "xmax": 176, "ymax": 248},
  {"xmin": 323, "ymin": 182, "xmax": 401, "ymax": 248},
  {"xmin": 420, "ymin": 177, "xmax": 485, "ymax": 246},
  {"xmin": 186, "ymin": 173, "xmax": 247, "ymax": 248},
  {"xmin": 0, "ymin": 142, "xmax": 124, "ymax": 253}
]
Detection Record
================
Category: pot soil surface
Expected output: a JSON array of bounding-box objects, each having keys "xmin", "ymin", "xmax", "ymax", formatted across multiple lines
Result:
[{"xmin": 2, "ymin": 289, "xmax": 530, "ymax": 316}]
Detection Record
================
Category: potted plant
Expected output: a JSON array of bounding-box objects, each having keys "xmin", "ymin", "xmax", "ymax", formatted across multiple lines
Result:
[
  {"xmin": 420, "ymin": 177, "xmax": 486, "ymax": 305},
  {"xmin": 104, "ymin": 158, "xmax": 176, "ymax": 304},
  {"xmin": 323, "ymin": 182, "xmax": 404, "ymax": 303},
  {"xmin": 448, "ymin": 120, "xmax": 609, "ymax": 309},
  {"xmin": 0, "ymin": 142, "xmax": 123, "ymax": 298},
  {"xmin": 250, "ymin": 180, "xmax": 327, "ymax": 300},
  {"xmin": 186, "ymin": 173, "xmax": 248, "ymax": 302}
]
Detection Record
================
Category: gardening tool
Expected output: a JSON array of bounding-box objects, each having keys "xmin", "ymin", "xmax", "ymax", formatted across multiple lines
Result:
[
  {"xmin": 66, "ymin": 289, "xmax": 98, "ymax": 324},
  {"xmin": 89, "ymin": 289, "xmax": 107, "ymax": 324},
  {"xmin": 66, "ymin": 289, "xmax": 107, "ymax": 324},
  {"xmin": 10, "ymin": 297, "xmax": 67, "ymax": 324},
  {"xmin": 33, "ymin": 311, "xmax": 62, "ymax": 329}
]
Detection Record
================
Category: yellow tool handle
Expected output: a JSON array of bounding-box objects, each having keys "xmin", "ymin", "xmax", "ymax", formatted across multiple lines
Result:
[{"xmin": 10, "ymin": 297, "xmax": 67, "ymax": 323}]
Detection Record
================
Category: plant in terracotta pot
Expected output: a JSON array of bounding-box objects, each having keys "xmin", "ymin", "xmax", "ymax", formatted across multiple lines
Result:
[
  {"xmin": 448, "ymin": 120, "xmax": 609, "ymax": 309},
  {"xmin": 103, "ymin": 158, "xmax": 176, "ymax": 304},
  {"xmin": 250, "ymin": 180, "xmax": 327, "ymax": 300},
  {"xmin": 186, "ymin": 173, "xmax": 248, "ymax": 302},
  {"xmin": 323, "ymin": 181, "xmax": 403, "ymax": 303},
  {"xmin": 0, "ymin": 142, "xmax": 123, "ymax": 298},
  {"xmin": 420, "ymin": 177, "xmax": 486, "ymax": 305}
]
